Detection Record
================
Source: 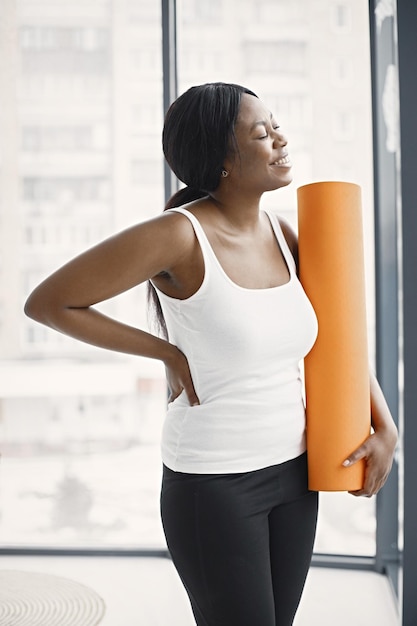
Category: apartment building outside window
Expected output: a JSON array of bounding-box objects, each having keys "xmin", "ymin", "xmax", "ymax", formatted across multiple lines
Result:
[{"xmin": 0, "ymin": 0, "xmax": 386, "ymax": 563}]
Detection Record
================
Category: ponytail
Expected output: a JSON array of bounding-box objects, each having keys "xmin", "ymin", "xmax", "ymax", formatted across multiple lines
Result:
[{"xmin": 164, "ymin": 186, "xmax": 207, "ymax": 210}]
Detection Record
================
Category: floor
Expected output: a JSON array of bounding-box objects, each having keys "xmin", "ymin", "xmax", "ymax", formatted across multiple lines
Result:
[{"xmin": 0, "ymin": 555, "xmax": 399, "ymax": 625}]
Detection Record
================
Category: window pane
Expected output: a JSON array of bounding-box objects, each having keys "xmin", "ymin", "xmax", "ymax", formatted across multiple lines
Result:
[
  {"xmin": 1, "ymin": 0, "xmax": 376, "ymax": 556},
  {"xmin": 0, "ymin": 0, "xmax": 165, "ymax": 549},
  {"xmin": 178, "ymin": 0, "xmax": 376, "ymax": 556}
]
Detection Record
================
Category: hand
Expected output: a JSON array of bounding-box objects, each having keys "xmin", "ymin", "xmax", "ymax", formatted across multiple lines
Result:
[
  {"xmin": 164, "ymin": 345, "xmax": 200, "ymax": 406},
  {"xmin": 343, "ymin": 428, "xmax": 398, "ymax": 497}
]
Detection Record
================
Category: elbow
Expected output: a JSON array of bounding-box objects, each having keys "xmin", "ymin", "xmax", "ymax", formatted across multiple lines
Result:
[
  {"xmin": 24, "ymin": 273, "xmax": 77, "ymax": 330},
  {"xmin": 24, "ymin": 292, "xmax": 43, "ymax": 323},
  {"xmin": 24, "ymin": 288, "xmax": 53, "ymax": 325}
]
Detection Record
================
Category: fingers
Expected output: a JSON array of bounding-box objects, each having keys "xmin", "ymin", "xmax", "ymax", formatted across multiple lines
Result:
[
  {"xmin": 342, "ymin": 445, "xmax": 371, "ymax": 495},
  {"xmin": 168, "ymin": 382, "xmax": 199, "ymax": 406},
  {"xmin": 348, "ymin": 478, "xmax": 378, "ymax": 498},
  {"xmin": 342, "ymin": 444, "xmax": 367, "ymax": 468},
  {"xmin": 183, "ymin": 381, "xmax": 200, "ymax": 406},
  {"xmin": 348, "ymin": 471, "xmax": 387, "ymax": 497},
  {"xmin": 165, "ymin": 347, "xmax": 199, "ymax": 407},
  {"xmin": 167, "ymin": 388, "xmax": 180, "ymax": 404},
  {"xmin": 343, "ymin": 434, "xmax": 391, "ymax": 497},
  {"xmin": 168, "ymin": 381, "xmax": 199, "ymax": 406}
]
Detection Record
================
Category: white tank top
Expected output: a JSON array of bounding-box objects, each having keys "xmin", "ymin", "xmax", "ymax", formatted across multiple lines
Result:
[{"xmin": 152, "ymin": 207, "xmax": 318, "ymax": 473}]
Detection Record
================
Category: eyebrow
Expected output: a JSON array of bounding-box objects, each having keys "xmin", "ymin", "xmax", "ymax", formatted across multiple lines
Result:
[{"xmin": 250, "ymin": 112, "xmax": 274, "ymax": 132}]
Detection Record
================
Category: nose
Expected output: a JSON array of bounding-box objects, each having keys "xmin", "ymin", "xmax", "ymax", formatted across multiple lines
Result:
[{"xmin": 273, "ymin": 129, "xmax": 288, "ymax": 147}]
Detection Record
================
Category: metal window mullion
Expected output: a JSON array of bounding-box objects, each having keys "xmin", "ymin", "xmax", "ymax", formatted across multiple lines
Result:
[
  {"xmin": 162, "ymin": 0, "xmax": 179, "ymax": 204},
  {"xmin": 396, "ymin": 0, "xmax": 417, "ymax": 623},
  {"xmin": 368, "ymin": 0, "xmax": 400, "ymax": 588}
]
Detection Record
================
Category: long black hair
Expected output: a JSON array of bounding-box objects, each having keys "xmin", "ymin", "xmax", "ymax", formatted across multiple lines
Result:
[{"xmin": 148, "ymin": 82, "xmax": 258, "ymax": 337}]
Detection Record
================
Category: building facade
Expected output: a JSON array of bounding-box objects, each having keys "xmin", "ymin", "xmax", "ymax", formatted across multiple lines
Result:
[{"xmin": 0, "ymin": 0, "xmax": 375, "ymax": 552}]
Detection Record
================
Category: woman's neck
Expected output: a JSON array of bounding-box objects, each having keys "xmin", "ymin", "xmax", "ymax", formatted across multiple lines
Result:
[{"xmin": 208, "ymin": 189, "xmax": 263, "ymax": 232}]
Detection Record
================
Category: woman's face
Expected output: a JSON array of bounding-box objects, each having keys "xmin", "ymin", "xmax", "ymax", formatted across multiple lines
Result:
[{"xmin": 224, "ymin": 93, "xmax": 292, "ymax": 193}]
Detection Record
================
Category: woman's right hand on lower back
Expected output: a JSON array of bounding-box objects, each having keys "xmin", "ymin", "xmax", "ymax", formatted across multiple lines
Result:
[{"xmin": 165, "ymin": 346, "xmax": 200, "ymax": 406}]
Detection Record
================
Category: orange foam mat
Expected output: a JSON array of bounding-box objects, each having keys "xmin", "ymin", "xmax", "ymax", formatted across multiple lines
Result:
[{"xmin": 297, "ymin": 181, "xmax": 371, "ymax": 491}]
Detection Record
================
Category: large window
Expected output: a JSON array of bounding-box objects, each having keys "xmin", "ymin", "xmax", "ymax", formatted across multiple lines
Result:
[{"xmin": 1, "ymin": 0, "xmax": 378, "ymax": 557}]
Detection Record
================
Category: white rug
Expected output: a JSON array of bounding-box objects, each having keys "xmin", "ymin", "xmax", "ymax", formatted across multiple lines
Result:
[{"xmin": 0, "ymin": 570, "xmax": 106, "ymax": 625}]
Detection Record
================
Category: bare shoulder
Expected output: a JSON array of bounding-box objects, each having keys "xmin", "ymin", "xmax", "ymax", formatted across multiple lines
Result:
[
  {"xmin": 133, "ymin": 208, "xmax": 195, "ymax": 238},
  {"xmin": 101, "ymin": 209, "xmax": 198, "ymax": 272},
  {"xmin": 139, "ymin": 209, "xmax": 197, "ymax": 248}
]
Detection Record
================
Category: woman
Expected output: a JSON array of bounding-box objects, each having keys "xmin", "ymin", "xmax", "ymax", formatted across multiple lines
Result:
[{"xmin": 25, "ymin": 82, "xmax": 397, "ymax": 626}]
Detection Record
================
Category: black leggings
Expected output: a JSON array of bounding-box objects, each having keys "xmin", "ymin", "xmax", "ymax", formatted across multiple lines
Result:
[{"xmin": 160, "ymin": 453, "xmax": 318, "ymax": 626}]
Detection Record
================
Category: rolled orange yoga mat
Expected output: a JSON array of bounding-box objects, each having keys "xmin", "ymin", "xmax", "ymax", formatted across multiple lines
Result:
[{"xmin": 297, "ymin": 181, "xmax": 371, "ymax": 492}]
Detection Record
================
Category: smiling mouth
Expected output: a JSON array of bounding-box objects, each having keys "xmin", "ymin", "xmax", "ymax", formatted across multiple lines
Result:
[{"xmin": 272, "ymin": 155, "xmax": 291, "ymax": 166}]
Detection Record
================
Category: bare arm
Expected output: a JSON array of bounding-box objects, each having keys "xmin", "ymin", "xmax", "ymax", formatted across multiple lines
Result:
[
  {"xmin": 343, "ymin": 371, "xmax": 398, "ymax": 497},
  {"xmin": 24, "ymin": 212, "xmax": 200, "ymax": 405}
]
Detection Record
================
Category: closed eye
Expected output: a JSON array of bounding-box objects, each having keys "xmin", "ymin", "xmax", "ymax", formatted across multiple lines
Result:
[{"xmin": 257, "ymin": 125, "xmax": 280, "ymax": 140}]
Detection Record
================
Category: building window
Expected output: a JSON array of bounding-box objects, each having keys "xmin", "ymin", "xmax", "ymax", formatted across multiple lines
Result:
[
  {"xmin": 180, "ymin": 48, "xmax": 223, "ymax": 78},
  {"xmin": 22, "ymin": 178, "xmax": 110, "ymax": 204},
  {"xmin": 263, "ymin": 93, "xmax": 311, "ymax": 129},
  {"xmin": 20, "ymin": 27, "xmax": 110, "ymax": 75},
  {"xmin": 332, "ymin": 110, "xmax": 355, "ymax": 141},
  {"xmin": 132, "ymin": 103, "xmax": 162, "ymax": 135},
  {"xmin": 24, "ymin": 221, "xmax": 110, "ymax": 251},
  {"xmin": 254, "ymin": 0, "xmax": 304, "ymax": 23},
  {"xmin": 128, "ymin": 0, "xmax": 160, "ymax": 22},
  {"xmin": 21, "ymin": 126, "xmax": 96, "ymax": 151},
  {"xmin": 20, "ymin": 27, "xmax": 109, "ymax": 51},
  {"xmin": 181, "ymin": 0, "xmax": 222, "ymax": 23},
  {"xmin": 131, "ymin": 160, "xmax": 163, "ymax": 186},
  {"xmin": 332, "ymin": 3, "xmax": 352, "ymax": 32},
  {"xmin": 19, "ymin": 74, "xmax": 110, "ymax": 99},
  {"xmin": 244, "ymin": 41, "xmax": 307, "ymax": 75},
  {"xmin": 131, "ymin": 48, "xmax": 160, "ymax": 74},
  {"xmin": 331, "ymin": 58, "xmax": 353, "ymax": 87}
]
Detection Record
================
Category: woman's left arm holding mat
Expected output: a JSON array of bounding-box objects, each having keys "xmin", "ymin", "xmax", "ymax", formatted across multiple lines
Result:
[{"xmin": 343, "ymin": 372, "xmax": 398, "ymax": 497}]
